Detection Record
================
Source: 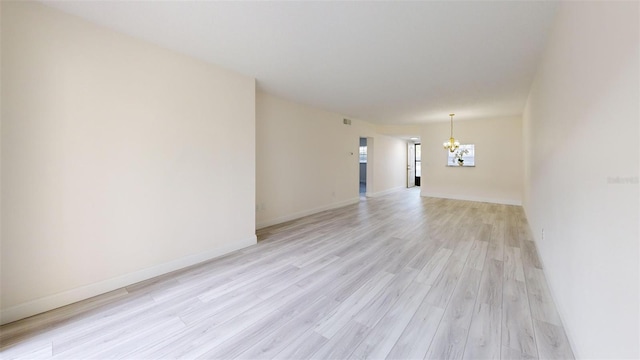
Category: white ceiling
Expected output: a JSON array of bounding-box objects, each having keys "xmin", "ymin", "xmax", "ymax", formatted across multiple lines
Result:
[{"xmin": 44, "ymin": 1, "xmax": 558, "ymax": 125}]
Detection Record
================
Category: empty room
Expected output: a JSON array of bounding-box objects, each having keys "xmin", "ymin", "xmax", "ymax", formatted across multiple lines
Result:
[{"xmin": 1, "ymin": 1, "xmax": 638, "ymax": 359}]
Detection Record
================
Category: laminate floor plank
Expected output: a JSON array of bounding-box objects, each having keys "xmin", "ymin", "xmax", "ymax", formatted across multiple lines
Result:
[
  {"xmin": 463, "ymin": 302, "xmax": 501, "ymax": 360},
  {"xmin": 235, "ymin": 297, "xmax": 340, "ymax": 360},
  {"xmin": 1, "ymin": 291, "xmax": 150, "ymax": 353},
  {"xmin": 504, "ymin": 246, "xmax": 525, "ymax": 282},
  {"xmin": 505, "ymin": 212, "xmax": 521, "ymax": 248},
  {"xmin": 424, "ymin": 323, "xmax": 469, "ymax": 360},
  {"xmin": 315, "ymin": 271, "xmax": 394, "ymax": 338},
  {"xmin": 488, "ymin": 220, "xmax": 506, "ymax": 261},
  {"xmin": 477, "ymin": 258, "xmax": 504, "ymax": 308},
  {"xmin": 405, "ymin": 238, "xmax": 441, "ymax": 271},
  {"xmin": 416, "ymin": 247, "xmax": 453, "ymax": 285},
  {"xmin": 467, "ymin": 240, "xmax": 489, "ymax": 271},
  {"xmin": 152, "ymin": 248, "xmax": 302, "ymax": 303},
  {"xmin": 381, "ymin": 238, "xmax": 424, "ymax": 275},
  {"xmin": 441, "ymin": 266, "xmax": 483, "ymax": 328},
  {"xmin": 292, "ymin": 238, "xmax": 393, "ymax": 293},
  {"xmin": 201, "ymin": 244, "xmax": 384, "ymax": 352},
  {"xmin": 51, "ymin": 294, "xmax": 198, "ymax": 356},
  {"xmin": 143, "ymin": 282, "xmax": 317, "ymax": 359},
  {"xmin": 463, "ymin": 252, "xmax": 505, "ymax": 360},
  {"xmin": 183, "ymin": 261, "xmax": 311, "ymax": 321},
  {"xmin": 271, "ymin": 329, "xmax": 328, "ymax": 360},
  {"xmin": 289, "ymin": 233, "xmax": 354, "ymax": 268},
  {"xmin": 386, "ymin": 300, "xmax": 445, "ymax": 360},
  {"xmin": 56, "ymin": 317, "xmax": 185, "ymax": 359},
  {"xmin": 502, "ymin": 346, "xmax": 538, "ymax": 360},
  {"xmin": 203, "ymin": 294, "xmax": 330, "ymax": 359},
  {"xmin": 0, "ymin": 189, "xmax": 574, "ymax": 360},
  {"xmin": 197, "ymin": 263, "xmax": 297, "ymax": 302},
  {"xmin": 349, "ymin": 280, "xmax": 431, "ymax": 360},
  {"xmin": 524, "ymin": 267, "xmax": 563, "ymax": 326},
  {"xmin": 0, "ymin": 288, "xmax": 130, "ymax": 348},
  {"xmin": 520, "ymin": 240, "xmax": 543, "ymax": 269},
  {"xmin": 425, "ymin": 266, "xmax": 482, "ymax": 360},
  {"xmin": 51, "ymin": 305, "xmax": 183, "ymax": 358},
  {"xmin": 257, "ymin": 255, "xmax": 341, "ymax": 300},
  {"xmin": 210, "ymin": 242, "xmax": 394, "ymax": 356},
  {"xmin": 0, "ymin": 341, "xmax": 52, "ymax": 360},
  {"xmin": 424, "ymin": 255, "xmax": 467, "ymax": 308},
  {"xmin": 353, "ymin": 267, "xmax": 419, "ymax": 328},
  {"xmin": 308, "ymin": 321, "xmax": 370, "ymax": 360},
  {"xmin": 476, "ymin": 221, "xmax": 494, "ymax": 242},
  {"xmin": 502, "ymin": 279, "xmax": 538, "ymax": 358},
  {"xmin": 532, "ymin": 319, "xmax": 575, "ymax": 359}
]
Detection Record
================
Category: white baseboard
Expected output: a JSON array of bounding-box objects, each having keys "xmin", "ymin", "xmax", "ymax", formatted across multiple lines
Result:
[
  {"xmin": 367, "ymin": 185, "xmax": 406, "ymax": 198},
  {"xmin": 257, "ymin": 197, "xmax": 360, "ymax": 229},
  {"xmin": 421, "ymin": 191, "xmax": 522, "ymax": 206},
  {"xmin": 0, "ymin": 235, "xmax": 256, "ymax": 325}
]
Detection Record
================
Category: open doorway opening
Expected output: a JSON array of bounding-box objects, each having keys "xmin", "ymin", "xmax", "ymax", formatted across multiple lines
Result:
[
  {"xmin": 359, "ymin": 137, "xmax": 367, "ymax": 198},
  {"xmin": 415, "ymin": 143, "xmax": 421, "ymax": 186},
  {"xmin": 407, "ymin": 142, "xmax": 421, "ymax": 188},
  {"xmin": 407, "ymin": 142, "xmax": 415, "ymax": 188}
]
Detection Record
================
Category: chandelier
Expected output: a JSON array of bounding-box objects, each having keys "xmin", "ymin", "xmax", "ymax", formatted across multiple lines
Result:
[{"xmin": 443, "ymin": 113, "xmax": 460, "ymax": 152}]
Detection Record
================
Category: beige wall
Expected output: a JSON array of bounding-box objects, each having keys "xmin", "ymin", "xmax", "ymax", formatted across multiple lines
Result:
[
  {"xmin": 256, "ymin": 92, "xmax": 407, "ymax": 228},
  {"xmin": 420, "ymin": 116, "xmax": 523, "ymax": 205},
  {"xmin": 369, "ymin": 135, "xmax": 407, "ymax": 194},
  {"xmin": 523, "ymin": 2, "xmax": 639, "ymax": 358},
  {"xmin": 1, "ymin": 2, "xmax": 256, "ymax": 324}
]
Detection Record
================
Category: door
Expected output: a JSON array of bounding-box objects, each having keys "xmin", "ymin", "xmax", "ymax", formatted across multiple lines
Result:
[{"xmin": 407, "ymin": 143, "xmax": 415, "ymax": 188}]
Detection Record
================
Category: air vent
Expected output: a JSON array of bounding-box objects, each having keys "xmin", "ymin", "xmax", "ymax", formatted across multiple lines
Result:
[{"xmin": 343, "ymin": 118, "xmax": 352, "ymax": 125}]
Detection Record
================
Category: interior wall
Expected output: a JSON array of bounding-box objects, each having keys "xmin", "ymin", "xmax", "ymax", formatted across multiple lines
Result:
[
  {"xmin": 371, "ymin": 135, "xmax": 407, "ymax": 195},
  {"xmin": 420, "ymin": 116, "xmax": 523, "ymax": 205},
  {"xmin": 256, "ymin": 91, "xmax": 406, "ymax": 228},
  {"xmin": 1, "ymin": 2, "xmax": 256, "ymax": 324},
  {"xmin": 522, "ymin": 2, "xmax": 639, "ymax": 358}
]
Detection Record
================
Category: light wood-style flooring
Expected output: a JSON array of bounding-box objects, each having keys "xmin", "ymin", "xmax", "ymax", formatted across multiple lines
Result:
[{"xmin": 0, "ymin": 188, "xmax": 574, "ymax": 359}]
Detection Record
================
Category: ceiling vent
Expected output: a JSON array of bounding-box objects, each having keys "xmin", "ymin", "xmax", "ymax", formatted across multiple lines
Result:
[{"xmin": 343, "ymin": 118, "xmax": 352, "ymax": 125}]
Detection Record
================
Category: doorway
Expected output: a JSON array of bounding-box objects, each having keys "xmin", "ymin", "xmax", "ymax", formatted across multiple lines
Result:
[
  {"xmin": 407, "ymin": 142, "xmax": 421, "ymax": 187},
  {"xmin": 407, "ymin": 142, "xmax": 415, "ymax": 188},
  {"xmin": 415, "ymin": 143, "xmax": 421, "ymax": 186},
  {"xmin": 359, "ymin": 137, "xmax": 367, "ymax": 197}
]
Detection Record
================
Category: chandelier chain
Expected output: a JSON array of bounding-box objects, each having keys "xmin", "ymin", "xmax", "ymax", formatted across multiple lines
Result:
[{"xmin": 443, "ymin": 113, "xmax": 459, "ymax": 153}]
